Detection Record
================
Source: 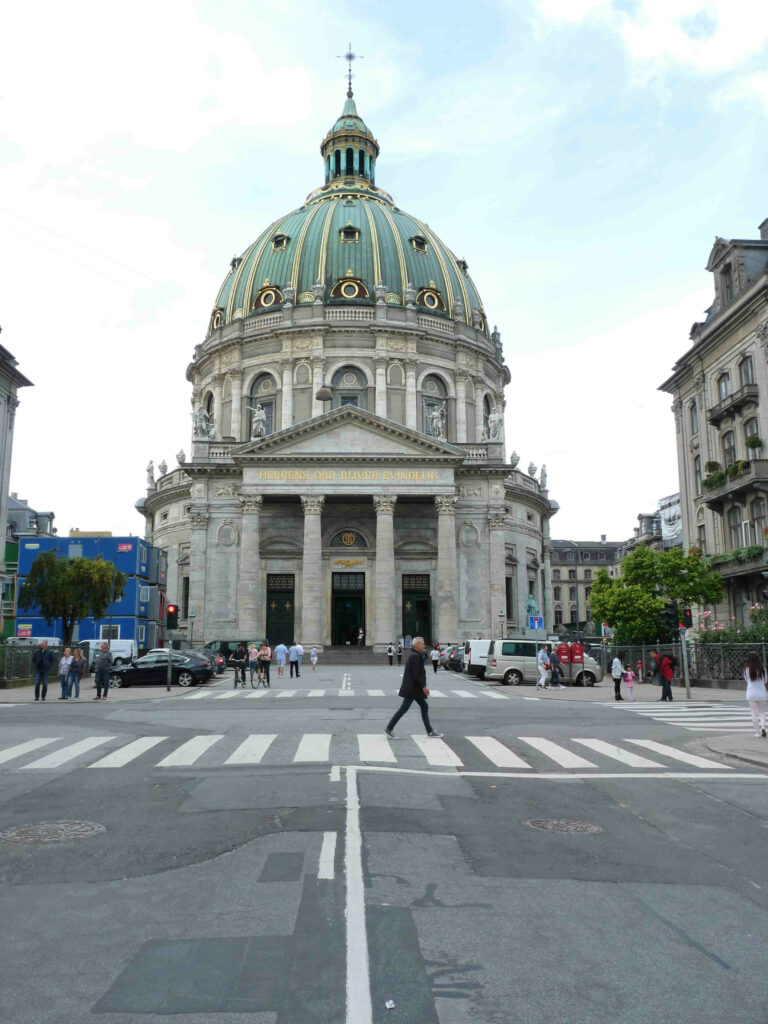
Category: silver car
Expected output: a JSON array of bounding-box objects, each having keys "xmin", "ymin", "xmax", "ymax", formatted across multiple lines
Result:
[{"xmin": 486, "ymin": 639, "xmax": 603, "ymax": 687}]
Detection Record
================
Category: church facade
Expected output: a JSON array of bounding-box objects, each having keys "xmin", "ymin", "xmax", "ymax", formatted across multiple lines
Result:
[{"xmin": 137, "ymin": 88, "xmax": 558, "ymax": 649}]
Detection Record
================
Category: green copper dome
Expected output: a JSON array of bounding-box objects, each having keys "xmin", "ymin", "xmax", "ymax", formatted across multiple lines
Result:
[{"xmin": 210, "ymin": 93, "xmax": 487, "ymax": 332}]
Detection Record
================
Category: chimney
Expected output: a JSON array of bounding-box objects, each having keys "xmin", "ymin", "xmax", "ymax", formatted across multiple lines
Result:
[
  {"xmin": 600, "ymin": 534, "xmax": 606, "ymax": 543},
  {"xmin": 760, "ymin": 218, "xmax": 768, "ymax": 241}
]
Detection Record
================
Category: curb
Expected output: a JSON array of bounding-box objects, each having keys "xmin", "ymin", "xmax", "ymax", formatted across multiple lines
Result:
[{"xmin": 704, "ymin": 743, "xmax": 768, "ymax": 770}]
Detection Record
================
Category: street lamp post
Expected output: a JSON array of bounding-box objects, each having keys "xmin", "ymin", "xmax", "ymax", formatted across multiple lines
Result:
[
  {"xmin": 498, "ymin": 609, "xmax": 504, "ymax": 639},
  {"xmin": 188, "ymin": 611, "xmax": 196, "ymax": 649}
]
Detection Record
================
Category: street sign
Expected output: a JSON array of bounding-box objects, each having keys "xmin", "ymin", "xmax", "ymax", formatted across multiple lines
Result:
[{"xmin": 528, "ymin": 615, "xmax": 544, "ymax": 630}]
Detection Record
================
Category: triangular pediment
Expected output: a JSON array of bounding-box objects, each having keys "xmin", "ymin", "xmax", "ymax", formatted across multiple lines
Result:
[
  {"xmin": 231, "ymin": 406, "xmax": 465, "ymax": 462},
  {"xmin": 706, "ymin": 236, "xmax": 732, "ymax": 272}
]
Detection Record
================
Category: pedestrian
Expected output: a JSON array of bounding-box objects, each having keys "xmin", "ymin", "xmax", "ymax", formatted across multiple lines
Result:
[
  {"xmin": 659, "ymin": 651, "xmax": 675, "ymax": 703},
  {"xmin": 624, "ymin": 667, "xmax": 636, "ymax": 701},
  {"xmin": 310, "ymin": 646, "xmax": 319, "ymax": 670},
  {"xmin": 396, "ymin": 642, "xmax": 403, "ymax": 666},
  {"xmin": 387, "ymin": 642, "xmax": 395, "ymax": 666},
  {"xmin": 257, "ymin": 641, "xmax": 271, "ymax": 687},
  {"xmin": 32, "ymin": 640, "xmax": 53, "ymax": 701},
  {"xmin": 229, "ymin": 644, "xmax": 246, "ymax": 687},
  {"xmin": 67, "ymin": 648, "xmax": 86, "ymax": 700},
  {"xmin": 275, "ymin": 641, "xmax": 287, "ymax": 676},
  {"xmin": 636, "ymin": 658, "xmax": 643, "ymax": 685},
  {"xmin": 536, "ymin": 644, "xmax": 550, "ymax": 689},
  {"xmin": 58, "ymin": 647, "xmax": 73, "ymax": 700},
  {"xmin": 248, "ymin": 644, "xmax": 259, "ymax": 684},
  {"xmin": 430, "ymin": 643, "xmax": 440, "ymax": 674},
  {"xmin": 288, "ymin": 642, "xmax": 300, "ymax": 678},
  {"xmin": 549, "ymin": 647, "xmax": 565, "ymax": 688},
  {"xmin": 611, "ymin": 650, "xmax": 625, "ymax": 701},
  {"xmin": 296, "ymin": 642, "xmax": 304, "ymax": 672},
  {"xmin": 384, "ymin": 636, "xmax": 442, "ymax": 739},
  {"xmin": 357, "ymin": 627, "xmax": 364, "ymax": 647},
  {"xmin": 93, "ymin": 641, "xmax": 112, "ymax": 700},
  {"xmin": 744, "ymin": 650, "xmax": 767, "ymax": 738}
]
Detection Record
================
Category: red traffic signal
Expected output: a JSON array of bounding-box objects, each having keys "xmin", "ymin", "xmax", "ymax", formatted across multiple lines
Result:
[{"xmin": 166, "ymin": 604, "xmax": 179, "ymax": 629}]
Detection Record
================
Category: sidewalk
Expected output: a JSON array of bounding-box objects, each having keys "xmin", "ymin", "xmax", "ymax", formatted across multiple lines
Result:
[
  {"xmin": 0, "ymin": 680, "xmax": 194, "ymax": 703},
  {"xmin": 704, "ymin": 734, "xmax": 768, "ymax": 770}
]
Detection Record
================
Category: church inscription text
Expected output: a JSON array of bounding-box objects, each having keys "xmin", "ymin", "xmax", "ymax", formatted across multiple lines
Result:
[{"xmin": 254, "ymin": 468, "xmax": 441, "ymax": 483}]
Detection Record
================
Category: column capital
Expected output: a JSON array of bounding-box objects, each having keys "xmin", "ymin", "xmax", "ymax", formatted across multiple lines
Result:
[
  {"xmin": 373, "ymin": 495, "xmax": 397, "ymax": 515},
  {"xmin": 227, "ymin": 368, "xmax": 243, "ymax": 382},
  {"xmin": 301, "ymin": 495, "xmax": 325, "ymax": 515},
  {"xmin": 488, "ymin": 508, "xmax": 507, "ymax": 530},
  {"xmin": 188, "ymin": 511, "xmax": 209, "ymax": 529},
  {"xmin": 239, "ymin": 494, "xmax": 264, "ymax": 514},
  {"xmin": 434, "ymin": 495, "xmax": 457, "ymax": 516},
  {"xmin": 211, "ymin": 373, "xmax": 226, "ymax": 387}
]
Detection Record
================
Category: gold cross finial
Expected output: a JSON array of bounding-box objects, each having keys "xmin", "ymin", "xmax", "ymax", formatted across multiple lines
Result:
[{"xmin": 338, "ymin": 42, "xmax": 363, "ymax": 98}]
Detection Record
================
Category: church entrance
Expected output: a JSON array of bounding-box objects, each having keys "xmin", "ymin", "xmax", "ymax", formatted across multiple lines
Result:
[
  {"xmin": 265, "ymin": 574, "xmax": 295, "ymax": 645},
  {"xmin": 401, "ymin": 574, "xmax": 432, "ymax": 643},
  {"xmin": 331, "ymin": 572, "xmax": 365, "ymax": 645}
]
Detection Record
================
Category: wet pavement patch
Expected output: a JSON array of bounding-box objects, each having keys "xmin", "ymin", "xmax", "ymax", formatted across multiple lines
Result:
[
  {"xmin": 367, "ymin": 905, "xmax": 439, "ymax": 1023},
  {"xmin": 258, "ymin": 851, "xmax": 304, "ymax": 882},
  {"xmin": 523, "ymin": 819, "xmax": 604, "ymax": 835},
  {"xmin": 0, "ymin": 821, "xmax": 106, "ymax": 843}
]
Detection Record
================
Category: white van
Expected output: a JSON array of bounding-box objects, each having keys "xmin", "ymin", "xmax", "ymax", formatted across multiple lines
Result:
[
  {"xmin": 486, "ymin": 638, "xmax": 603, "ymax": 687},
  {"xmin": 5, "ymin": 636, "xmax": 61, "ymax": 647},
  {"xmin": 82, "ymin": 639, "xmax": 138, "ymax": 667},
  {"xmin": 462, "ymin": 639, "xmax": 492, "ymax": 678}
]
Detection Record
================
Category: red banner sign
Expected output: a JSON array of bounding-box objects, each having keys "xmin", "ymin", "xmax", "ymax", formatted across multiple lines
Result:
[{"xmin": 117, "ymin": 543, "xmax": 133, "ymax": 552}]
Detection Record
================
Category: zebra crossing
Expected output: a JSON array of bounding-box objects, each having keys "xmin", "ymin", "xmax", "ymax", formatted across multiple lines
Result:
[
  {"xmin": 599, "ymin": 700, "xmax": 754, "ymax": 732},
  {"xmin": 0, "ymin": 730, "xmax": 738, "ymax": 773},
  {"xmin": 181, "ymin": 686, "xmax": 509, "ymax": 701}
]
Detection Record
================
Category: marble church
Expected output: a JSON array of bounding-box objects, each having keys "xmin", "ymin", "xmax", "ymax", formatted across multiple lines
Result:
[{"xmin": 137, "ymin": 84, "xmax": 558, "ymax": 650}]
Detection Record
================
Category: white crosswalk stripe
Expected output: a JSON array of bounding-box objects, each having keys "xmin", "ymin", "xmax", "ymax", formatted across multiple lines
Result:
[
  {"xmin": 367, "ymin": 689, "xmax": 385, "ymax": 697},
  {"xmin": 214, "ymin": 690, "xmax": 243, "ymax": 699},
  {"xmin": 451, "ymin": 690, "xmax": 478, "ymax": 699},
  {"xmin": 599, "ymin": 700, "xmax": 752, "ymax": 732},
  {"xmin": 180, "ymin": 686, "xmax": 506, "ymax": 701},
  {"xmin": 276, "ymin": 690, "xmax": 296, "ymax": 699},
  {"xmin": 308, "ymin": 689, "xmax": 325, "ymax": 697},
  {"xmin": 0, "ymin": 733, "xmax": 744, "ymax": 774}
]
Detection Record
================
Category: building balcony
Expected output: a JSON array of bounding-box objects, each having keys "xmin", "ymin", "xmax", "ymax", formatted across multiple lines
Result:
[
  {"xmin": 703, "ymin": 458, "xmax": 768, "ymax": 512},
  {"xmin": 705, "ymin": 545, "xmax": 766, "ymax": 579},
  {"xmin": 707, "ymin": 383, "xmax": 759, "ymax": 426}
]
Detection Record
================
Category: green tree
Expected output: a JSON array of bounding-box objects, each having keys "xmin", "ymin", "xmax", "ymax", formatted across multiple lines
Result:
[
  {"xmin": 588, "ymin": 546, "xmax": 723, "ymax": 644},
  {"xmin": 19, "ymin": 552, "xmax": 127, "ymax": 644}
]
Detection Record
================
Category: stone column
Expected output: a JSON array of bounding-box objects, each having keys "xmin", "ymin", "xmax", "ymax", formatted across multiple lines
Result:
[
  {"xmin": 542, "ymin": 547, "xmax": 553, "ymax": 634},
  {"xmin": 211, "ymin": 375, "xmax": 225, "ymax": 438},
  {"xmin": 238, "ymin": 495, "xmax": 263, "ymax": 637},
  {"xmin": 474, "ymin": 379, "xmax": 485, "ymax": 443},
  {"xmin": 312, "ymin": 358, "xmax": 324, "ymax": 417},
  {"xmin": 188, "ymin": 512, "xmax": 209, "ymax": 641},
  {"xmin": 300, "ymin": 495, "xmax": 324, "ymax": 645},
  {"xmin": 373, "ymin": 495, "xmax": 397, "ymax": 649},
  {"xmin": 456, "ymin": 375, "xmax": 467, "ymax": 443},
  {"xmin": 282, "ymin": 360, "xmax": 293, "ymax": 429},
  {"xmin": 229, "ymin": 371, "xmax": 243, "ymax": 440},
  {"xmin": 405, "ymin": 360, "xmax": 418, "ymax": 430},
  {"xmin": 488, "ymin": 509, "xmax": 507, "ymax": 639},
  {"xmin": 375, "ymin": 359, "xmax": 387, "ymax": 417},
  {"xmin": 434, "ymin": 495, "xmax": 458, "ymax": 642}
]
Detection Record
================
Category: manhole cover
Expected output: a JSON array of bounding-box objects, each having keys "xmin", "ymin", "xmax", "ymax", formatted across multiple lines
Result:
[
  {"xmin": 523, "ymin": 818, "xmax": 603, "ymax": 835},
  {"xmin": 0, "ymin": 821, "xmax": 107, "ymax": 844}
]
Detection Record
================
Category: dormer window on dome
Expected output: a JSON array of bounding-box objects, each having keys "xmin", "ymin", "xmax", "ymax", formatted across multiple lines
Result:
[
  {"xmin": 252, "ymin": 281, "xmax": 283, "ymax": 310},
  {"xmin": 331, "ymin": 274, "xmax": 369, "ymax": 300},
  {"xmin": 417, "ymin": 283, "xmax": 445, "ymax": 311},
  {"xmin": 410, "ymin": 235, "xmax": 429, "ymax": 254},
  {"xmin": 271, "ymin": 234, "xmax": 290, "ymax": 252},
  {"xmin": 339, "ymin": 223, "xmax": 360, "ymax": 244},
  {"xmin": 209, "ymin": 307, "xmax": 224, "ymax": 332}
]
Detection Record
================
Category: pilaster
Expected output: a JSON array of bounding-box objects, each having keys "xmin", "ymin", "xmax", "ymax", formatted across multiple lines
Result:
[
  {"xmin": 300, "ymin": 495, "xmax": 325, "ymax": 646},
  {"xmin": 373, "ymin": 495, "xmax": 397, "ymax": 648},
  {"xmin": 238, "ymin": 495, "xmax": 263, "ymax": 637},
  {"xmin": 434, "ymin": 495, "xmax": 458, "ymax": 641}
]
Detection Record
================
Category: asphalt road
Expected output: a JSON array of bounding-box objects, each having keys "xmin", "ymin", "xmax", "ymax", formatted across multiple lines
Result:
[{"xmin": 2, "ymin": 662, "xmax": 768, "ymax": 1024}]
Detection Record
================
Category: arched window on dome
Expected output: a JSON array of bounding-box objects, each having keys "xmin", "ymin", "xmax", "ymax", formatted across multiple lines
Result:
[
  {"xmin": 205, "ymin": 392, "xmax": 214, "ymax": 419},
  {"xmin": 358, "ymin": 150, "xmax": 365, "ymax": 176},
  {"xmin": 482, "ymin": 395, "xmax": 493, "ymax": 440},
  {"xmin": 334, "ymin": 150, "xmax": 341, "ymax": 177},
  {"xmin": 421, "ymin": 374, "xmax": 448, "ymax": 439},
  {"xmin": 249, "ymin": 373, "xmax": 277, "ymax": 438},
  {"xmin": 345, "ymin": 147, "xmax": 354, "ymax": 175},
  {"xmin": 331, "ymin": 366, "xmax": 368, "ymax": 410}
]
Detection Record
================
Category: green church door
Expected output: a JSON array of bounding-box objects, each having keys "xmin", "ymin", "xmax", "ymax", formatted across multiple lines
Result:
[
  {"xmin": 401, "ymin": 574, "xmax": 432, "ymax": 644},
  {"xmin": 265, "ymin": 574, "xmax": 295, "ymax": 646},
  {"xmin": 332, "ymin": 572, "xmax": 365, "ymax": 645}
]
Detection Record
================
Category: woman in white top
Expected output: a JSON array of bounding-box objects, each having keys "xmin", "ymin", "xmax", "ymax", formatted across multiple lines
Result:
[
  {"xmin": 744, "ymin": 651, "xmax": 767, "ymax": 738},
  {"xmin": 611, "ymin": 651, "xmax": 625, "ymax": 702},
  {"xmin": 58, "ymin": 648, "xmax": 73, "ymax": 700}
]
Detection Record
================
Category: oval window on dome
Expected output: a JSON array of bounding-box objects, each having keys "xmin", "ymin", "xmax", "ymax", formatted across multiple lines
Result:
[
  {"xmin": 252, "ymin": 282, "xmax": 284, "ymax": 310},
  {"xmin": 342, "ymin": 281, "xmax": 360, "ymax": 298},
  {"xmin": 330, "ymin": 277, "xmax": 370, "ymax": 300},
  {"xmin": 416, "ymin": 286, "xmax": 446, "ymax": 312}
]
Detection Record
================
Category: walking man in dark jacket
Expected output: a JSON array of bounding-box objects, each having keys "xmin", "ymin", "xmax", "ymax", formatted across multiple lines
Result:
[
  {"xmin": 93, "ymin": 642, "xmax": 112, "ymax": 700},
  {"xmin": 32, "ymin": 640, "xmax": 53, "ymax": 701},
  {"xmin": 385, "ymin": 637, "xmax": 442, "ymax": 738}
]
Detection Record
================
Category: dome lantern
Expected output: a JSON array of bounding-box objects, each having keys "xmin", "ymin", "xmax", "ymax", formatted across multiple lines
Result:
[{"xmin": 320, "ymin": 89, "xmax": 380, "ymax": 185}]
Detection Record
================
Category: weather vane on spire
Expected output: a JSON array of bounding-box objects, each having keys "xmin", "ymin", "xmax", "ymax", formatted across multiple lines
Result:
[{"xmin": 338, "ymin": 42, "xmax": 363, "ymax": 98}]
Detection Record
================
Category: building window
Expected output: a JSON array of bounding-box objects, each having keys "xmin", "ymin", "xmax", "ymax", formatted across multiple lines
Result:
[
  {"xmin": 553, "ymin": 569, "xmax": 561, "ymax": 580},
  {"xmin": 100, "ymin": 625, "xmax": 120, "ymax": 639},
  {"xmin": 751, "ymin": 498, "xmax": 766, "ymax": 544},
  {"xmin": 718, "ymin": 372, "xmax": 731, "ymax": 402},
  {"xmin": 139, "ymin": 586, "xmax": 150, "ymax": 603},
  {"xmin": 585, "ymin": 586, "xmax": 592, "ymax": 600},
  {"xmin": 722, "ymin": 430, "xmax": 736, "ymax": 468},
  {"xmin": 598, "ymin": 552, "xmax": 606, "ymax": 560},
  {"xmin": 421, "ymin": 374, "xmax": 448, "ymax": 437},
  {"xmin": 566, "ymin": 552, "xmax": 574, "ymax": 561},
  {"xmin": 569, "ymin": 606, "xmax": 578, "ymax": 624},
  {"xmin": 249, "ymin": 374, "xmax": 277, "ymax": 436},
  {"xmin": 745, "ymin": 417, "xmax": 759, "ymax": 441},
  {"xmin": 740, "ymin": 356, "xmax": 755, "ymax": 386},
  {"xmin": 728, "ymin": 506, "xmax": 743, "ymax": 550},
  {"xmin": 722, "ymin": 264, "xmax": 734, "ymax": 303},
  {"xmin": 582, "ymin": 551, "xmax": 591, "ymax": 561},
  {"xmin": 554, "ymin": 607, "xmax": 563, "ymax": 626},
  {"xmin": 697, "ymin": 523, "xmax": 707, "ymax": 555},
  {"xmin": 416, "ymin": 286, "xmax": 446, "ymax": 311},
  {"xmin": 553, "ymin": 586, "xmax": 561, "ymax": 602},
  {"xmin": 182, "ymin": 576, "xmax": 190, "ymax": 619},
  {"xmin": 409, "ymin": 235, "xmax": 428, "ymax": 254},
  {"xmin": 331, "ymin": 365, "xmax": 367, "ymax": 409},
  {"xmin": 271, "ymin": 234, "xmax": 290, "ymax": 251},
  {"xmin": 584, "ymin": 569, "xmax": 592, "ymax": 580},
  {"xmin": 569, "ymin": 586, "xmax": 577, "ymax": 602},
  {"xmin": 690, "ymin": 401, "xmax": 699, "ymax": 434},
  {"xmin": 138, "ymin": 624, "xmax": 146, "ymax": 644},
  {"xmin": 694, "ymin": 455, "xmax": 702, "ymax": 496},
  {"xmin": 339, "ymin": 224, "xmax": 360, "ymax": 244},
  {"xmin": 568, "ymin": 569, "xmax": 576, "ymax": 580}
]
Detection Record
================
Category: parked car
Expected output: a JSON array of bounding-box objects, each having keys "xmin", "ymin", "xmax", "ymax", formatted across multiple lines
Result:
[
  {"xmin": 439, "ymin": 645, "xmax": 463, "ymax": 671},
  {"xmin": 437, "ymin": 644, "xmax": 458, "ymax": 669},
  {"xmin": 486, "ymin": 639, "xmax": 603, "ymax": 687},
  {"xmin": 150, "ymin": 647, "xmax": 226, "ymax": 674},
  {"xmin": 462, "ymin": 639, "xmax": 492, "ymax": 678},
  {"xmin": 108, "ymin": 651, "xmax": 214, "ymax": 688}
]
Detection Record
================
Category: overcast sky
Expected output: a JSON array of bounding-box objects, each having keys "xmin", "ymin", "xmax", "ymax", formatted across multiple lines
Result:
[{"xmin": 1, "ymin": 0, "xmax": 766, "ymax": 542}]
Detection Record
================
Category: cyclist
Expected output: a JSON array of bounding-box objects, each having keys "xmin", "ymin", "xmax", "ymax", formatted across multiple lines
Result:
[{"xmin": 257, "ymin": 641, "xmax": 272, "ymax": 688}]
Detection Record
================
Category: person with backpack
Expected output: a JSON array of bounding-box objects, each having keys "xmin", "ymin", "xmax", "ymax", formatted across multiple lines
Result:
[
  {"xmin": 659, "ymin": 651, "xmax": 675, "ymax": 702},
  {"xmin": 536, "ymin": 644, "xmax": 550, "ymax": 689},
  {"xmin": 610, "ymin": 650, "xmax": 625, "ymax": 701},
  {"xmin": 744, "ymin": 651, "xmax": 767, "ymax": 738}
]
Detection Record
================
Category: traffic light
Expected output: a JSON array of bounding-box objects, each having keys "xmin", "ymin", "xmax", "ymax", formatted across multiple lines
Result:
[
  {"xmin": 660, "ymin": 599, "xmax": 679, "ymax": 634},
  {"xmin": 166, "ymin": 604, "xmax": 179, "ymax": 630},
  {"xmin": 681, "ymin": 608, "xmax": 693, "ymax": 629}
]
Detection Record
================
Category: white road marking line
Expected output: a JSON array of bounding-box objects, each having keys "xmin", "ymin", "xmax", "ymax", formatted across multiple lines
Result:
[
  {"xmin": 89, "ymin": 736, "xmax": 167, "ymax": 768},
  {"xmin": 330, "ymin": 765, "xmax": 341, "ymax": 782},
  {"xmin": 681, "ymin": 724, "xmax": 754, "ymax": 731},
  {"xmin": 571, "ymin": 739, "xmax": 663, "ymax": 768},
  {"xmin": 451, "ymin": 690, "xmax": 478, "ymax": 699},
  {"xmin": 244, "ymin": 690, "xmax": 269, "ymax": 699},
  {"xmin": 22, "ymin": 736, "xmax": 115, "ymax": 769},
  {"xmin": 318, "ymin": 830, "xmax": 337, "ymax": 880},
  {"xmin": 294, "ymin": 734, "xmax": 332, "ymax": 762},
  {"xmin": 276, "ymin": 690, "xmax": 296, "ymax": 699},
  {"xmin": 354, "ymin": 765, "xmax": 763, "ymax": 781},
  {"xmin": 346, "ymin": 767, "xmax": 372, "ymax": 1024},
  {"xmin": 465, "ymin": 736, "xmax": 530, "ymax": 768},
  {"xmin": 0, "ymin": 738, "xmax": 58, "ymax": 765},
  {"xmin": 337, "ymin": 690, "xmax": 356, "ymax": 696},
  {"xmin": 518, "ymin": 737, "xmax": 597, "ymax": 769},
  {"xmin": 357, "ymin": 734, "xmax": 397, "ymax": 763},
  {"xmin": 625, "ymin": 739, "xmax": 733, "ymax": 769},
  {"xmin": 366, "ymin": 689, "xmax": 385, "ymax": 697},
  {"xmin": 522, "ymin": 696, "xmax": 540, "ymax": 701},
  {"xmin": 308, "ymin": 689, "xmax": 326, "ymax": 697},
  {"xmin": 225, "ymin": 734, "xmax": 277, "ymax": 765},
  {"xmin": 480, "ymin": 690, "xmax": 508, "ymax": 700},
  {"xmin": 156, "ymin": 735, "xmax": 223, "ymax": 767},
  {"xmin": 184, "ymin": 690, "xmax": 211, "ymax": 699},
  {"xmin": 214, "ymin": 690, "xmax": 242, "ymax": 699},
  {"xmin": 427, "ymin": 689, "xmax": 446, "ymax": 697},
  {"xmin": 411, "ymin": 734, "xmax": 463, "ymax": 767}
]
